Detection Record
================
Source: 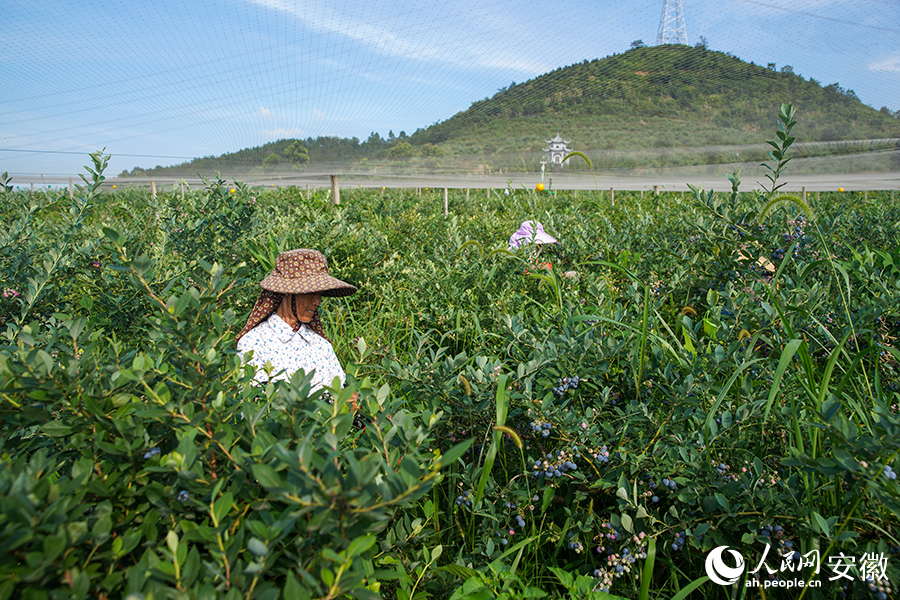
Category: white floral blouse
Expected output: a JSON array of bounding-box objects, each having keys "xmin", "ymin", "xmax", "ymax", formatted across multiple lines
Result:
[{"xmin": 237, "ymin": 313, "xmax": 346, "ymax": 390}]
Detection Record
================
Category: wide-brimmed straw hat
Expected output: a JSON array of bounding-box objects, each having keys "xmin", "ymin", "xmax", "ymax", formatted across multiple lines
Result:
[
  {"xmin": 235, "ymin": 249, "xmax": 356, "ymax": 342},
  {"xmin": 259, "ymin": 249, "xmax": 357, "ymax": 297},
  {"xmin": 509, "ymin": 220, "xmax": 558, "ymax": 251}
]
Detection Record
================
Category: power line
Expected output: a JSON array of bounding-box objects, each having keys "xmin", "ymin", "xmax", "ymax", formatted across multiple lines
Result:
[
  {"xmin": 741, "ymin": 0, "xmax": 900, "ymax": 34},
  {"xmin": 0, "ymin": 148, "xmax": 196, "ymax": 160}
]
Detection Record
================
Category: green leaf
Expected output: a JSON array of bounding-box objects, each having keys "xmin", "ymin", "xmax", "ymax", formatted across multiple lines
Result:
[
  {"xmin": 621, "ymin": 513, "xmax": 634, "ymax": 534},
  {"xmin": 40, "ymin": 421, "xmax": 74, "ymax": 437},
  {"xmin": 639, "ymin": 537, "xmax": 656, "ymax": 600},
  {"xmin": 763, "ymin": 339, "xmax": 803, "ymax": 421},
  {"xmin": 212, "ymin": 492, "xmax": 233, "ymax": 526},
  {"xmin": 284, "ymin": 571, "xmax": 311, "ymax": 600},
  {"xmin": 248, "ymin": 537, "xmax": 268, "ymax": 557},
  {"xmin": 166, "ymin": 530, "xmax": 179, "ymax": 555},
  {"xmin": 670, "ymin": 577, "xmax": 710, "ymax": 600},
  {"xmin": 812, "ymin": 511, "xmax": 831, "ymax": 537},
  {"xmin": 438, "ymin": 439, "xmax": 473, "ymax": 468},
  {"xmin": 549, "ymin": 566, "xmax": 574, "ymax": 589},
  {"xmin": 714, "ymin": 493, "xmax": 731, "ymax": 512},
  {"xmin": 346, "ymin": 534, "xmax": 376, "ymax": 558},
  {"xmin": 252, "ymin": 464, "xmax": 283, "ymax": 490},
  {"xmin": 438, "ymin": 564, "xmax": 481, "ymax": 581}
]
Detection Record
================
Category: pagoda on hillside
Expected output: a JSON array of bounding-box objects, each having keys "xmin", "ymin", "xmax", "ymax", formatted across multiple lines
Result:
[{"xmin": 543, "ymin": 134, "xmax": 573, "ymax": 168}]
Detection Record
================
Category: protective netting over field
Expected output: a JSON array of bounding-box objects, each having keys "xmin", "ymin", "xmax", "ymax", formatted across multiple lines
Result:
[{"xmin": 1, "ymin": 0, "xmax": 898, "ymax": 186}]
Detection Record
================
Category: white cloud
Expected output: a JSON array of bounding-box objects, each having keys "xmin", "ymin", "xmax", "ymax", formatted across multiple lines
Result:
[
  {"xmin": 869, "ymin": 55, "xmax": 900, "ymax": 74},
  {"xmin": 243, "ymin": 0, "xmax": 548, "ymax": 74},
  {"xmin": 258, "ymin": 106, "xmax": 274, "ymax": 117},
  {"xmin": 312, "ymin": 109, "xmax": 325, "ymax": 121},
  {"xmin": 259, "ymin": 126, "xmax": 306, "ymax": 140}
]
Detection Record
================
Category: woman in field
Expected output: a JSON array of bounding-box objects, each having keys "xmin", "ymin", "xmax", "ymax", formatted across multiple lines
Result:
[{"xmin": 235, "ymin": 248, "xmax": 358, "ymax": 407}]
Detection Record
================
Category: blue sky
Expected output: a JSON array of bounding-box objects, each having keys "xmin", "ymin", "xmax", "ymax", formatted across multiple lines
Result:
[{"xmin": 1, "ymin": 0, "xmax": 898, "ymax": 177}]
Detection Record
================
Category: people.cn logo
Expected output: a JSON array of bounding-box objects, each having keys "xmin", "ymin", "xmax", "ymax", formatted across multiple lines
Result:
[{"xmin": 705, "ymin": 546, "xmax": 746, "ymax": 585}]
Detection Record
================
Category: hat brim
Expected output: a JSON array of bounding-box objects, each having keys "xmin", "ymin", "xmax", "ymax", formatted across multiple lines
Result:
[{"xmin": 260, "ymin": 273, "xmax": 357, "ymax": 297}]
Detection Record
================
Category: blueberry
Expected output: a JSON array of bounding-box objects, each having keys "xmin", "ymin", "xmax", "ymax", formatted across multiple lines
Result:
[
  {"xmin": 652, "ymin": 496, "xmax": 659, "ymax": 502},
  {"xmin": 177, "ymin": 490, "xmax": 190, "ymax": 501}
]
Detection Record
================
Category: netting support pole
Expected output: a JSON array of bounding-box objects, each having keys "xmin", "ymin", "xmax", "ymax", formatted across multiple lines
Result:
[
  {"xmin": 331, "ymin": 175, "xmax": 340, "ymax": 205},
  {"xmin": 180, "ymin": 182, "xmax": 185, "ymax": 200},
  {"xmin": 307, "ymin": 184, "xmax": 310, "ymax": 201},
  {"xmin": 68, "ymin": 179, "xmax": 73, "ymax": 199},
  {"xmin": 574, "ymin": 189, "xmax": 578, "ymax": 198},
  {"xmin": 466, "ymin": 188, "xmax": 469, "ymax": 203},
  {"xmin": 151, "ymin": 180, "xmax": 156, "ymax": 201},
  {"xmin": 443, "ymin": 188, "xmax": 449, "ymax": 217},
  {"xmin": 610, "ymin": 188, "xmax": 615, "ymax": 205},
  {"xmin": 802, "ymin": 187, "xmax": 806, "ymax": 203}
]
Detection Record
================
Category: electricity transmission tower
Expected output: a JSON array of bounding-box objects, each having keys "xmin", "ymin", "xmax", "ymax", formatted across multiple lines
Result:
[{"xmin": 656, "ymin": 0, "xmax": 689, "ymax": 45}]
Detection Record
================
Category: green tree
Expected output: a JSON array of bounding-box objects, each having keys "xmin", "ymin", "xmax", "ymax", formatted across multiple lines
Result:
[
  {"xmin": 283, "ymin": 140, "xmax": 310, "ymax": 167},
  {"xmin": 388, "ymin": 141, "xmax": 413, "ymax": 160},
  {"xmin": 420, "ymin": 144, "xmax": 445, "ymax": 158},
  {"xmin": 262, "ymin": 153, "xmax": 281, "ymax": 171}
]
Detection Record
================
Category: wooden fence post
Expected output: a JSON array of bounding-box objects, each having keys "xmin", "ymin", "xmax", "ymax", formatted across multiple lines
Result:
[
  {"xmin": 306, "ymin": 184, "xmax": 310, "ymax": 201},
  {"xmin": 609, "ymin": 188, "xmax": 614, "ymax": 205},
  {"xmin": 68, "ymin": 179, "xmax": 73, "ymax": 199},
  {"xmin": 466, "ymin": 188, "xmax": 469, "ymax": 203},
  {"xmin": 574, "ymin": 189, "xmax": 578, "ymax": 198},
  {"xmin": 331, "ymin": 175, "xmax": 340, "ymax": 205},
  {"xmin": 864, "ymin": 190, "xmax": 868, "ymax": 201},
  {"xmin": 487, "ymin": 187, "xmax": 491, "ymax": 198},
  {"xmin": 653, "ymin": 185, "xmax": 659, "ymax": 196},
  {"xmin": 443, "ymin": 188, "xmax": 449, "ymax": 217},
  {"xmin": 150, "ymin": 180, "xmax": 156, "ymax": 200},
  {"xmin": 30, "ymin": 182, "xmax": 34, "ymax": 197},
  {"xmin": 801, "ymin": 187, "xmax": 806, "ymax": 203}
]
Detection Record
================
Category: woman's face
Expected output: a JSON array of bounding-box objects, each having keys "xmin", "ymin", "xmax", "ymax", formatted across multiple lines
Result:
[{"xmin": 285, "ymin": 292, "xmax": 322, "ymax": 323}]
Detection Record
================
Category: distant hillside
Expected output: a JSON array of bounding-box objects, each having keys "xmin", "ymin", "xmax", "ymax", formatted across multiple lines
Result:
[
  {"xmin": 408, "ymin": 45, "xmax": 898, "ymax": 163},
  {"xmin": 124, "ymin": 45, "xmax": 899, "ymax": 177}
]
